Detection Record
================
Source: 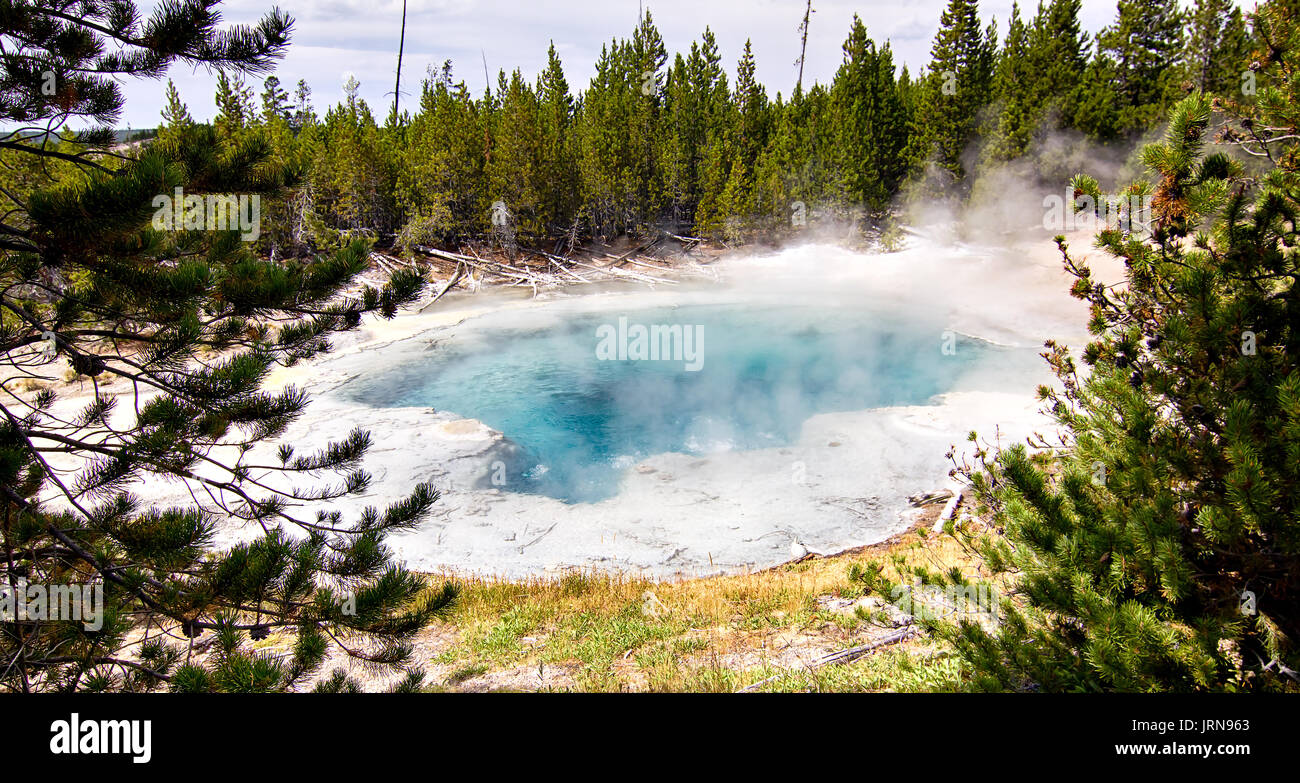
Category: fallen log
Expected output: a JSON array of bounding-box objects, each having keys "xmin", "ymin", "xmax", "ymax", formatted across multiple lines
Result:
[
  {"xmin": 567, "ymin": 257, "xmax": 678, "ymax": 285},
  {"xmin": 419, "ymin": 262, "xmax": 466, "ymax": 312},
  {"xmin": 736, "ymin": 625, "xmax": 920, "ymax": 693},
  {"xmin": 412, "ymin": 243, "xmax": 684, "ymax": 291},
  {"xmin": 548, "ymin": 258, "xmax": 591, "ymax": 284}
]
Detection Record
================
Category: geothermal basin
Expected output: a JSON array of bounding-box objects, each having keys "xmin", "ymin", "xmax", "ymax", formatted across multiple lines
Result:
[{"xmin": 239, "ymin": 240, "xmax": 1095, "ymax": 579}]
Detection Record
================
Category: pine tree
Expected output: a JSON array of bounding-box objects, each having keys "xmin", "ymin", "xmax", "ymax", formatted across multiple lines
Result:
[
  {"xmin": 693, "ymin": 131, "xmax": 733, "ymax": 238},
  {"xmin": 830, "ymin": 17, "xmax": 907, "ymax": 213},
  {"xmin": 1186, "ymin": 0, "xmax": 1252, "ymax": 97},
  {"xmin": 660, "ymin": 52, "xmax": 696, "ymax": 230},
  {"xmin": 714, "ymin": 39, "xmax": 770, "ymax": 233},
  {"xmin": 862, "ymin": 1, "xmax": 1300, "ymax": 692},
  {"xmin": 690, "ymin": 29, "xmax": 739, "ymax": 238},
  {"xmin": 628, "ymin": 11, "xmax": 669, "ymax": 229},
  {"xmin": 0, "ymin": 1, "xmax": 454, "ymax": 692},
  {"xmin": 1100, "ymin": 0, "xmax": 1186, "ymax": 133},
  {"xmin": 157, "ymin": 79, "xmax": 195, "ymax": 150},
  {"xmin": 732, "ymin": 40, "xmax": 770, "ymax": 166},
  {"xmin": 291, "ymin": 79, "xmax": 316, "ymax": 130},
  {"xmin": 486, "ymin": 69, "xmax": 544, "ymax": 240},
  {"xmin": 397, "ymin": 63, "xmax": 488, "ymax": 246},
  {"xmin": 161, "ymin": 80, "xmax": 193, "ymax": 129},
  {"xmin": 1027, "ymin": 0, "xmax": 1090, "ymax": 127},
  {"xmin": 983, "ymin": 1, "xmax": 1096, "ymax": 182},
  {"xmin": 910, "ymin": 0, "xmax": 997, "ymax": 198},
  {"xmin": 754, "ymin": 82, "xmax": 836, "ymax": 227},
  {"xmin": 1071, "ymin": 40, "xmax": 1123, "ymax": 142},
  {"xmin": 576, "ymin": 37, "xmax": 642, "ymax": 236},
  {"xmin": 983, "ymin": 3, "xmax": 1034, "ymax": 164},
  {"xmin": 536, "ymin": 43, "xmax": 579, "ymax": 235},
  {"xmin": 660, "ymin": 28, "xmax": 730, "ymax": 233},
  {"xmin": 261, "ymin": 74, "xmax": 291, "ymax": 122},
  {"xmin": 314, "ymin": 79, "xmax": 401, "ymax": 237},
  {"xmin": 214, "ymin": 69, "xmax": 256, "ymax": 140}
]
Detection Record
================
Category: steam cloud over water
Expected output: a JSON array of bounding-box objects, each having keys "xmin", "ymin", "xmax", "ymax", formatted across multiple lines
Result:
[
  {"xmin": 338, "ymin": 295, "xmax": 1037, "ymax": 503},
  {"xmin": 91, "ymin": 239, "xmax": 1096, "ymax": 577}
]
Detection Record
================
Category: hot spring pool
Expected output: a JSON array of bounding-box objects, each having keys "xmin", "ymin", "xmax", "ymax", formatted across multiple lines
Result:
[{"xmin": 336, "ymin": 299, "xmax": 1039, "ymax": 503}]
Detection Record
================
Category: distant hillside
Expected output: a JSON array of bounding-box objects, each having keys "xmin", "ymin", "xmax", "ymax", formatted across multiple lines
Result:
[{"xmin": 3, "ymin": 127, "xmax": 156, "ymax": 144}]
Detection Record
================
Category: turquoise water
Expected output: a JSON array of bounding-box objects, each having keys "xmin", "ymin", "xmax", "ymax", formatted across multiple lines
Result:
[{"xmin": 339, "ymin": 302, "xmax": 1029, "ymax": 503}]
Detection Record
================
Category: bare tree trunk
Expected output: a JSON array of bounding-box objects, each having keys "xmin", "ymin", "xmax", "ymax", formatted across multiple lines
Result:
[
  {"xmin": 796, "ymin": 0, "xmax": 813, "ymax": 94},
  {"xmin": 392, "ymin": 0, "xmax": 407, "ymax": 121}
]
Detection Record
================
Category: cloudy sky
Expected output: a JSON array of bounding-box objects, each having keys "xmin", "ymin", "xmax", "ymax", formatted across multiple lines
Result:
[{"xmin": 114, "ymin": 0, "xmax": 1211, "ymax": 129}]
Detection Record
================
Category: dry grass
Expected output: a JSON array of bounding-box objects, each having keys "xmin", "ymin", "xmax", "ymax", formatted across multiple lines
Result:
[
  {"xmin": 372, "ymin": 504, "xmax": 992, "ymax": 693},
  {"xmin": 47, "ymin": 499, "xmax": 989, "ymax": 693}
]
